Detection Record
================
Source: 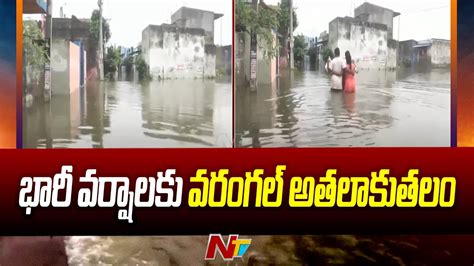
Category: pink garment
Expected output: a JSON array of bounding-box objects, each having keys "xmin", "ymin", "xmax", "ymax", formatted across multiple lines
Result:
[{"xmin": 344, "ymin": 63, "xmax": 356, "ymax": 93}]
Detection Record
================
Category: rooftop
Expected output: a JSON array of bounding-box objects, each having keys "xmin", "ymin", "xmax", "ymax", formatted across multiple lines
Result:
[
  {"xmin": 173, "ymin": 6, "xmax": 223, "ymax": 20},
  {"xmin": 330, "ymin": 16, "xmax": 389, "ymax": 32},
  {"xmin": 356, "ymin": 2, "xmax": 400, "ymax": 18},
  {"xmin": 143, "ymin": 24, "xmax": 206, "ymax": 36}
]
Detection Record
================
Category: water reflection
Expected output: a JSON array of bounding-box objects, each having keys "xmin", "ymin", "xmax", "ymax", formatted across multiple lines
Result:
[
  {"xmin": 236, "ymin": 68, "xmax": 450, "ymax": 147},
  {"xmin": 24, "ymin": 80, "xmax": 232, "ymax": 148}
]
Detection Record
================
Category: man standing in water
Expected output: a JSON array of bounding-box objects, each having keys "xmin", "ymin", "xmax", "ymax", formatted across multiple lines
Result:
[{"xmin": 326, "ymin": 48, "xmax": 345, "ymax": 91}]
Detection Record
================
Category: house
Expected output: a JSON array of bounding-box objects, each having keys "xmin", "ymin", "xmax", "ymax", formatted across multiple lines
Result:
[
  {"xmin": 141, "ymin": 24, "xmax": 215, "ymax": 79},
  {"xmin": 354, "ymin": 2, "xmax": 400, "ymax": 40},
  {"xmin": 413, "ymin": 39, "xmax": 450, "ymax": 68},
  {"xmin": 141, "ymin": 7, "xmax": 221, "ymax": 80},
  {"xmin": 326, "ymin": 2, "xmax": 401, "ymax": 70},
  {"xmin": 171, "ymin": 7, "xmax": 223, "ymax": 45}
]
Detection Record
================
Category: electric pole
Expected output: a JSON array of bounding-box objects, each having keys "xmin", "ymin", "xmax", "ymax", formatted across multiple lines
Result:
[
  {"xmin": 249, "ymin": 0, "xmax": 258, "ymax": 92},
  {"xmin": 289, "ymin": 0, "xmax": 294, "ymax": 69},
  {"xmin": 44, "ymin": 0, "xmax": 53, "ymax": 101},
  {"xmin": 98, "ymin": 0, "xmax": 104, "ymax": 81}
]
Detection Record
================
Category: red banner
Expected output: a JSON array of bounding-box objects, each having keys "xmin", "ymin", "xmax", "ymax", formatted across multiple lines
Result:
[{"xmin": 1, "ymin": 148, "xmax": 473, "ymax": 235}]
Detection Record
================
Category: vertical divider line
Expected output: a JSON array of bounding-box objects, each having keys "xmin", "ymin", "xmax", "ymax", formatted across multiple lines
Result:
[{"xmin": 16, "ymin": 0, "xmax": 23, "ymax": 149}]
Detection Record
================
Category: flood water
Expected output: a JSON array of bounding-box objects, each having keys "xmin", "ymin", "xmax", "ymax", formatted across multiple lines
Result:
[
  {"xmin": 24, "ymin": 80, "xmax": 232, "ymax": 148},
  {"xmin": 236, "ymin": 68, "xmax": 451, "ymax": 147},
  {"xmin": 61, "ymin": 235, "xmax": 474, "ymax": 265}
]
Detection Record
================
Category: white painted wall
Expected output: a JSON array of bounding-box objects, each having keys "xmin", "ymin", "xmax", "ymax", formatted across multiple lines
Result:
[
  {"xmin": 330, "ymin": 19, "xmax": 395, "ymax": 70},
  {"xmin": 143, "ymin": 27, "xmax": 216, "ymax": 79},
  {"xmin": 431, "ymin": 40, "xmax": 450, "ymax": 67}
]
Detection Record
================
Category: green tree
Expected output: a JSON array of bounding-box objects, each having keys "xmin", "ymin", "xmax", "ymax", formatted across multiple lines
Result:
[
  {"xmin": 235, "ymin": 0, "xmax": 280, "ymax": 58},
  {"xmin": 88, "ymin": 9, "xmax": 111, "ymax": 70},
  {"xmin": 322, "ymin": 48, "xmax": 334, "ymax": 64},
  {"xmin": 278, "ymin": 0, "xmax": 298, "ymax": 42},
  {"xmin": 90, "ymin": 9, "xmax": 111, "ymax": 44},
  {"xmin": 293, "ymin": 34, "xmax": 307, "ymax": 66},
  {"xmin": 104, "ymin": 46, "xmax": 121, "ymax": 79},
  {"xmin": 23, "ymin": 21, "xmax": 48, "ymax": 68}
]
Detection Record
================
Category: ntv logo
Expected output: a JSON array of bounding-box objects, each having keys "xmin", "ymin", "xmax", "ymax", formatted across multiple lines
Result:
[{"xmin": 205, "ymin": 234, "xmax": 252, "ymax": 261}]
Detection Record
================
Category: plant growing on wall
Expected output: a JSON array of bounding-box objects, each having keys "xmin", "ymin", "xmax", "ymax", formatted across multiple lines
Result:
[
  {"xmin": 235, "ymin": 0, "xmax": 280, "ymax": 58},
  {"xmin": 23, "ymin": 21, "xmax": 48, "ymax": 68}
]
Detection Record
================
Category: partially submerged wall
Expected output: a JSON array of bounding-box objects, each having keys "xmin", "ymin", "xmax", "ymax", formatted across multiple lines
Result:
[
  {"xmin": 51, "ymin": 40, "xmax": 69, "ymax": 95},
  {"xmin": 51, "ymin": 40, "xmax": 82, "ymax": 95},
  {"xmin": 234, "ymin": 32, "xmax": 277, "ymax": 86},
  {"xmin": 142, "ymin": 25, "xmax": 216, "ymax": 79}
]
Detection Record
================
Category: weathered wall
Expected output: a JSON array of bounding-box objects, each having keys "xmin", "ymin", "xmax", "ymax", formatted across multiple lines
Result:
[
  {"xmin": 329, "ymin": 17, "xmax": 395, "ymax": 70},
  {"xmin": 69, "ymin": 42, "xmax": 80, "ymax": 94},
  {"xmin": 51, "ymin": 40, "xmax": 84, "ymax": 95},
  {"xmin": 234, "ymin": 32, "xmax": 277, "ymax": 86},
  {"xmin": 398, "ymin": 40, "xmax": 417, "ymax": 67},
  {"xmin": 51, "ymin": 40, "xmax": 69, "ymax": 95},
  {"xmin": 234, "ymin": 32, "xmax": 250, "ymax": 86},
  {"xmin": 171, "ymin": 7, "xmax": 216, "ymax": 44},
  {"xmin": 142, "ymin": 25, "xmax": 216, "ymax": 79},
  {"xmin": 430, "ymin": 39, "xmax": 450, "ymax": 67},
  {"xmin": 355, "ymin": 3, "xmax": 396, "ymax": 39},
  {"xmin": 216, "ymin": 45, "xmax": 232, "ymax": 75},
  {"xmin": 387, "ymin": 39, "xmax": 397, "ymax": 69}
]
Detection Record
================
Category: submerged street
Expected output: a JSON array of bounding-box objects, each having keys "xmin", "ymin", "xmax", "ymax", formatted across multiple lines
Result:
[
  {"xmin": 24, "ymin": 80, "xmax": 232, "ymax": 148},
  {"xmin": 236, "ymin": 68, "xmax": 450, "ymax": 147}
]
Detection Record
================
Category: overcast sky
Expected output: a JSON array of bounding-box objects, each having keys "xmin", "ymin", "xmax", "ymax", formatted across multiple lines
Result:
[
  {"xmin": 264, "ymin": 0, "xmax": 450, "ymax": 41},
  {"xmin": 50, "ymin": 0, "xmax": 232, "ymax": 47}
]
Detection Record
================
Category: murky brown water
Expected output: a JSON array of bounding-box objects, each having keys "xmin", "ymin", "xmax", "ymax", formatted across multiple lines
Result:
[
  {"xmin": 236, "ymin": 69, "xmax": 451, "ymax": 147},
  {"xmin": 23, "ymin": 80, "xmax": 232, "ymax": 148},
  {"xmin": 61, "ymin": 235, "xmax": 474, "ymax": 265}
]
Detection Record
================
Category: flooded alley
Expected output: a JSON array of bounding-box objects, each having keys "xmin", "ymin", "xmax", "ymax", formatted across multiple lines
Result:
[
  {"xmin": 236, "ymin": 69, "xmax": 450, "ymax": 147},
  {"xmin": 24, "ymin": 80, "xmax": 232, "ymax": 148}
]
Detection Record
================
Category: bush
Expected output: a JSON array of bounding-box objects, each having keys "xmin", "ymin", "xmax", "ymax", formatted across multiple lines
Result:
[{"xmin": 135, "ymin": 56, "xmax": 151, "ymax": 81}]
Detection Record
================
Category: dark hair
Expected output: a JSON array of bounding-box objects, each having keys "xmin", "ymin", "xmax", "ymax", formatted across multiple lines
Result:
[
  {"xmin": 345, "ymin": 51, "xmax": 352, "ymax": 65},
  {"xmin": 334, "ymin": 48, "xmax": 340, "ymax": 57}
]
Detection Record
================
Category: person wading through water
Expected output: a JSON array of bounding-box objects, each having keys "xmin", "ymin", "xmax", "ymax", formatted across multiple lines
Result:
[
  {"xmin": 343, "ymin": 50, "xmax": 358, "ymax": 93},
  {"xmin": 326, "ymin": 48, "xmax": 345, "ymax": 91}
]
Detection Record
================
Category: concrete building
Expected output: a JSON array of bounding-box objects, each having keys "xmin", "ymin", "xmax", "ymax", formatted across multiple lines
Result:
[
  {"xmin": 171, "ymin": 7, "xmax": 223, "ymax": 45},
  {"xmin": 141, "ymin": 24, "xmax": 216, "ymax": 79},
  {"xmin": 328, "ymin": 16, "xmax": 396, "ymax": 69},
  {"xmin": 398, "ymin": 39, "xmax": 450, "ymax": 68},
  {"xmin": 413, "ymin": 39, "xmax": 450, "ymax": 68},
  {"xmin": 354, "ymin": 2, "xmax": 400, "ymax": 40},
  {"xmin": 51, "ymin": 17, "xmax": 89, "ymax": 95},
  {"xmin": 325, "ymin": 2, "xmax": 401, "ymax": 70},
  {"xmin": 141, "ymin": 7, "xmax": 222, "ymax": 80}
]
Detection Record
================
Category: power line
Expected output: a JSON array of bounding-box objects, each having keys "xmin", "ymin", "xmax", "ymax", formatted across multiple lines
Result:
[{"xmin": 402, "ymin": 5, "xmax": 449, "ymax": 15}]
